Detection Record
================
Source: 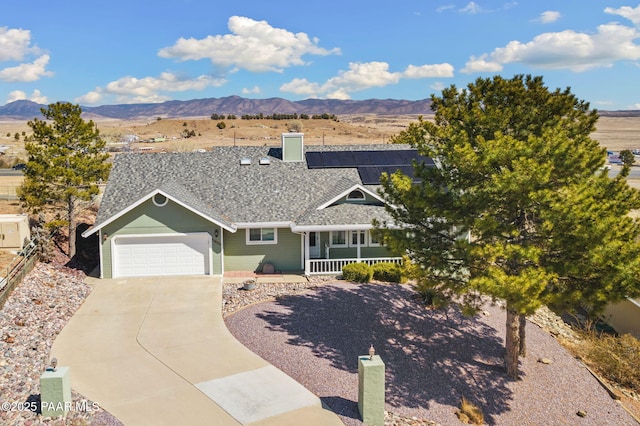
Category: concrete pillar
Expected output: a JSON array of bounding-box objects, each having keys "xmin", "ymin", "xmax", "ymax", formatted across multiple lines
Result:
[
  {"xmin": 40, "ymin": 367, "xmax": 72, "ymax": 417},
  {"xmin": 358, "ymin": 355, "xmax": 385, "ymax": 425}
]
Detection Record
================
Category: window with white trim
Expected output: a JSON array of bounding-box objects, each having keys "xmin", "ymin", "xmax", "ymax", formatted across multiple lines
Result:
[
  {"xmin": 330, "ymin": 230, "xmax": 347, "ymax": 247},
  {"xmin": 368, "ymin": 230, "xmax": 382, "ymax": 247},
  {"xmin": 346, "ymin": 189, "xmax": 365, "ymax": 200},
  {"xmin": 153, "ymin": 193, "xmax": 168, "ymax": 207},
  {"xmin": 349, "ymin": 230, "xmax": 366, "ymax": 247},
  {"xmin": 246, "ymin": 228, "xmax": 277, "ymax": 245}
]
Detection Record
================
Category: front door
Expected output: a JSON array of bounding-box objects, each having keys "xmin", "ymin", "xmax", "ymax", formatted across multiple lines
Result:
[{"xmin": 309, "ymin": 232, "xmax": 320, "ymax": 258}]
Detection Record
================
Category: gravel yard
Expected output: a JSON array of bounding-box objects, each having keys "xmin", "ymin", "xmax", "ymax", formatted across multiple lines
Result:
[
  {"xmin": 0, "ymin": 260, "xmax": 122, "ymax": 426},
  {"xmin": 2, "ymin": 260, "xmax": 637, "ymax": 426},
  {"xmin": 225, "ymin": 280, "xmax": 638, "ymax": 426}
]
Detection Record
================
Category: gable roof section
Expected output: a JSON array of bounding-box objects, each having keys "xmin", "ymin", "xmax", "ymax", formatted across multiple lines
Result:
[
  {"xmin": 315, "ymin": 182, "xmax": 384, "ymax": 210},
  {"xmin": 82, "ymin": 184, "xmax": 235, "ymax": 237},
  {"xmin": 89, "ymin": 144, "xmax": 419, "ymax": 234}
]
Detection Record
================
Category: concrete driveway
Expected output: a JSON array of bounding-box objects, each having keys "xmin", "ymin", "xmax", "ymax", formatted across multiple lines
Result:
[{"xmin": 51, "ymin": 276, "xmax": 343, "ymax": 426}]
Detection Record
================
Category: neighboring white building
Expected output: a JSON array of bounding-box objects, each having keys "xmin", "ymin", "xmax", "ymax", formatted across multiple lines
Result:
[{"xmin": 602, "ymin": 298, "xmax": 640, "ymax": 339}]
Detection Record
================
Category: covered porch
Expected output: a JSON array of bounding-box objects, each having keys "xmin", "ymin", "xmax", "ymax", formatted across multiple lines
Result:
[{"xmin": 300, "ymin": 228, "xmax": 401, "ymax": 275}]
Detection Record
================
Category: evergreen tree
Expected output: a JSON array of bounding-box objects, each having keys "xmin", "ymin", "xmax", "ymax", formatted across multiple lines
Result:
[
  {"xmin": 20, "ymin": 102, "xmax": 111, "ymax": 259},
  {"xmin": 620, "ymin": 149, "xmax": 635, "ymax": 166},
  {"xmin": 378, "ymin": 75, "xmax": 640, "ymax": 379}
]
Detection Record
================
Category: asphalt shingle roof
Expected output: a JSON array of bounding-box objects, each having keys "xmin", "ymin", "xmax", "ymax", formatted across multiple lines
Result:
[{"xmin": 94, "ymin": 144, "xmax": 413, "ymax": 231}]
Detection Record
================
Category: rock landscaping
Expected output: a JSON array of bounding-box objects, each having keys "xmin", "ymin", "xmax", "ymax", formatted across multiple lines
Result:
[
  {"xmin": 0, "ymin": 257, "xmax": 122, "ymax": 426},
  {"xmin": 2, "ymin": 258, "xmax": 637, "ymax": 425}
]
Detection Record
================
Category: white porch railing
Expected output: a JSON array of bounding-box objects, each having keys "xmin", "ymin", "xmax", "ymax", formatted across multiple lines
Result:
[{"xmin": 306, "ymin": 257, "xmax": 403, "ymax": 275}]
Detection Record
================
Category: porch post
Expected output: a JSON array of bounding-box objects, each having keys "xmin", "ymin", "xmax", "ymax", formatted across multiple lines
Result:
[
  {"xmin": 304, "ymin": 232, "xmax": 310, "ymax": 275},
  {"xmin": 356, "ymin": 231, "xmax": 362, "ymax": 261}
]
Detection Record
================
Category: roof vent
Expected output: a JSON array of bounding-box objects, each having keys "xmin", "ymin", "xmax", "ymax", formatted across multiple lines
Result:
[
  {"xmin": 259, "ymin": 157, "xmax": 271, "ymax": 165},
  {"xmin": 240, "ymin": 157, "xmax": 251, "ymax": 165}
]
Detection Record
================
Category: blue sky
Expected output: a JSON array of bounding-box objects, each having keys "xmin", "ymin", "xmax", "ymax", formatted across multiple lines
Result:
[{"xmin": 2, "ymin": 1, "xmax": 640, "ymax": 110}]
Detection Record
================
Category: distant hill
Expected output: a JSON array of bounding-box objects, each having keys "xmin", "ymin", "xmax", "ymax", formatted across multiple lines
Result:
[
  {"xmin": 2, "ymin": 97, "xmax": 637, "ymax": 121},
  {"xmin": 0, "ymin": 96, "xmax": 435, "ymax": 120}
]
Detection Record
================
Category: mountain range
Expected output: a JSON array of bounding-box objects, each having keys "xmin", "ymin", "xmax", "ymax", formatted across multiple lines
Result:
[
  {"xmin": 1, "ymin": 97, "xmax": 637, "ymax": 121},
  {"xmin": 0, "ymin": 97, "xmax": 435, "ymax": 120}
]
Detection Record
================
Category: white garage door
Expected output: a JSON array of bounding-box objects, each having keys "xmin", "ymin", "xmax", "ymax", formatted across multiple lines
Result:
[{"xmin": 113, "ymin": 233, "xmax": 210, "ymax": 278}]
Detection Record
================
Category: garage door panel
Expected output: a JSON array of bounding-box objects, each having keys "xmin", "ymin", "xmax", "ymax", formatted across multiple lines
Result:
[{"xmin": 113, "ymin": 234, "xmax": 210, "ymax": 278}]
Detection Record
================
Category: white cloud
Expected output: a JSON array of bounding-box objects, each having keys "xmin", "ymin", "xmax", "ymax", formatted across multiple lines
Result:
[
  {"xmin": 327, "ymin": 62, "xmax": 401, "ymax": 91},
  {"xmin": 436, "ymin": 4, "xmax": 455, "ymax": 13},
  {"xmin": 75, "ymin": 91, "xmax": 103, "ymax": 105},
  {"xmin": 463, "ymin": 22, "xmax": 640, "ymax": 73},
  {"xmin": 430, "ymin": 81, "xmax": 446, "ymax": 92},
  {"xmin": 158, "ymin": 16, "xmax": 341, "ymax": 73},
  {"xmin": 281, "ymin": 61, "xmax": 453, "ymax": 99},
  {"xmin": 241, "ymin": 86, "xmax": 261, "ymax": 95},
  {"xmin": 403, "ymin": 63, "xmax": 454, "ymax": 78},
  {"xmin": 0, "ymin": 27, "xmax": 51, "ymax": 83},
  {"xmin": 0, "ymin": 27, "xmax": 39, "ymax": 61},
  {"xmin": 461, "ymin": 54, "xmax": 503, "ymax": 73},
  {"xmin": 538, "ymin": 11, "xmax": 561, "ymax": 24},
  {"xmin": 0, "ymin": 54, "xmax": 53, "ymax": 82},
  {"xmin": 76, "ymin": 72, "xmax": 227, "ymax": 104},
  {"xmin": 279, "ymin": 78, "xmax": 322, "ymax": 96},
  {"xmin": 6, "ymin": 90, "xmax": 26, "ymax": 103},
  {"xmin": 6, "ymin": 89, "xmax": 48, "ymax": 104},
  {"xmin": 27, "ymin": 89, "xmax": 47, "ymax": 104},
  {"xmin": 605, "ymin": 5, "xmax": 640, "ymax": 25},
  {"xmin": 325, "ymin": 88, "xmax": 351, "ymax": 100},
  {"xmin": 460, "ymin": 2, "xmax": 482, "ymax": 14}
]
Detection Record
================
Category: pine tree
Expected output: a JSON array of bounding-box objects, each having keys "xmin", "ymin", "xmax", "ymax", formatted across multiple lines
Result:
[
  {"xmin": 20, "ymin": 102, "xmax": 111, "ymax": 259},
  {"xmin": 378, "ymin": 75, "xmax": 640, "ymax": 379}
]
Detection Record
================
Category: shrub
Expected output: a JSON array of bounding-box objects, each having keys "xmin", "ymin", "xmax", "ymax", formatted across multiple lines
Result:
[
  {"xmin": 342, "ymin": 262, "xmax": 372, "ymax": 283},
  {"xmin": 372, "ymin": 262, "xmax": 403, "ymax": 283}
]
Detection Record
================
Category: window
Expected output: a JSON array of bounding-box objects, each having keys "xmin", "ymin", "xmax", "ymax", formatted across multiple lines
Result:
[
  {"xmin": 347, "ymin": 189, "xmax": 365, "ymax": 200},
  {"xmin": 349, "ymin": 230, "xmax": 366, "ymax": 247},
  {"xmin": 369, "ymin": 230, "xmax": 382, "ymax": 247},
  {"xmin": 246, "ymin": 228, "xmax": 277, "ymax": 245},
  {"xmin": 152, "ymin": 193, "xmax": 168, "ymax": 207},
  {"xmin": 330, "ymin": 231, "xmax": 347, "ymax": 247}
]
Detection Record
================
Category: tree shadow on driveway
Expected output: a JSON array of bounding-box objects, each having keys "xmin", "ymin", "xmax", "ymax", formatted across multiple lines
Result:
[{"xmin": 227, "ymin": 282, "xmax": 515, "ymax": 424}]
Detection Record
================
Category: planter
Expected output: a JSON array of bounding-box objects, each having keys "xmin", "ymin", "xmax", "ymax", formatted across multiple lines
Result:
[{"xmin": 243, "ymin": 279, "xmax": 256, "ymax": 291}]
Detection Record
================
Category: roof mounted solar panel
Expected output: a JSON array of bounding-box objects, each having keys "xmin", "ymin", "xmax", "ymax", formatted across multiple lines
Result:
[
  {"xmin": 325, "ymin": 152, "xmax": 343, "ymax": 167},
  {"xmin": 358, "ymin": 165, "xmax": 420, "ymax": 185},
  {"xmin": 306, "ymin": 152, "xmax": 324, "ymax": 168},
  {"xmin": 306, "ymin": 149, "xmax": 432, "ymax": 171}
]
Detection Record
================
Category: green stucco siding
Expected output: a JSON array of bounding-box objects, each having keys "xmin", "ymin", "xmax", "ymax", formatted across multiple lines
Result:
[
  {"xmin": 224, "ymin": 228, "xmax": 302, "ymax": 272},
  {"xmin": 100, "ymin": 198, "xmax": 222, "ymax": 278}
]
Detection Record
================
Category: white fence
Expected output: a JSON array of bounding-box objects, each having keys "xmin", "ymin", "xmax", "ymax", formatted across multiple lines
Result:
[
  {"xmin": 0, "ymin": 185, "xmax": 19, "ymax": 200},
  {"xmin": 306, "ymin": 257, "xmax": 403, "ymax": 275}
]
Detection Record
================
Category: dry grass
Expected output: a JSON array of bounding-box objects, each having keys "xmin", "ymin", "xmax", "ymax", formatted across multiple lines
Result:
[
  {"xmin": 456, "ymin": 396, "xmax": 485, "ymax": 425},
  {"xmin": 569, "ymin": 329, "xmax": 640, "ymax": 393},
  {"xmin": 0, "ymin": 250, "xmax": 18, "ymax": 275}
]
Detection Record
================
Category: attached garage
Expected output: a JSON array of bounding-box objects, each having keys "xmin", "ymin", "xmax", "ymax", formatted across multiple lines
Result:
[{"xmin": 112, "ymin": 233, "xmax": 211, "ymax": 278}]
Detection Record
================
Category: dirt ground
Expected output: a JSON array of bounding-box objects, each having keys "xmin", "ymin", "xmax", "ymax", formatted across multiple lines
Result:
[
  {"xmin": 1, "ymin": 114, "xmax": 638, "ymax": 157},
  {"xmin": 1, "ymin": 114, "xmax": 639, "ymax": 269}
]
